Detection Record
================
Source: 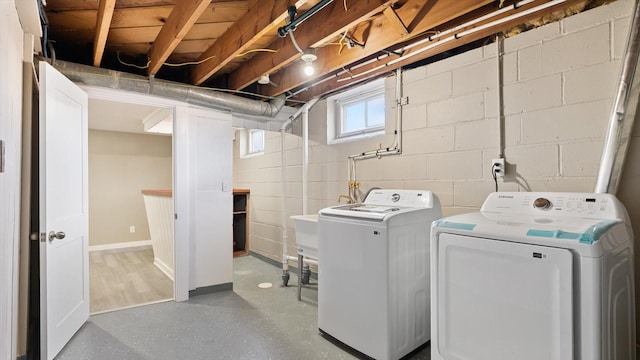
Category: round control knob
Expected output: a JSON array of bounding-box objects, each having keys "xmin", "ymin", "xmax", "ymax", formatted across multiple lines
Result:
[{"xmin": 533, "ymin": 198, "xmax": 552, "ymax": 210}]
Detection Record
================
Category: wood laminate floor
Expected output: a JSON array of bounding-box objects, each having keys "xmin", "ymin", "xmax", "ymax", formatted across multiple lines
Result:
[{"xmin": 89, "ymin": 246, "xmax": 173, "ymax": 314}]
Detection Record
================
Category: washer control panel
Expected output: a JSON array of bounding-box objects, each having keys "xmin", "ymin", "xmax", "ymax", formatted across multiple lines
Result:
[
  {"xmin": 481, "ymin": 192, "xmax": 623, "ymax": 219},
  {"xmin": 364, "ymin": 189, "xmax": 436, "ymax": 208}
]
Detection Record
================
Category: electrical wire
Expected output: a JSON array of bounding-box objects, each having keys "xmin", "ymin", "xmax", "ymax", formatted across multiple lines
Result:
[
  {"xmin": 330, "ymin": 0, "xmax": 543, "ymax": 84},
  {"xmin": 117, "ymin": 52, "xmax": 150, "ymax": 69},
  {"xmin": 163, "ymin": 55, "xmax": 217, "ymax": 67},
  {"xmin": 235, "ymin": 48, "xmax": 278, "ymax": 57},
  {"xmin": 492, "ymin": 164, "xmax": 499, "ymax": 192},
  {"xmin": 117, "ymin": 52, "xmax": 219, "ymax": 69}
]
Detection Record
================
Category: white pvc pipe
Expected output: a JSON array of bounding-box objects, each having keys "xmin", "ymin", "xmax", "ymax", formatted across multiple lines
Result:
[
  {"xmin": 286, "ymin": 255, "xmax": 318, "ymax": 266},
  {"xmin": 301, "ymin": 97, "xmax": 319, "ymax": 215},
  {"xmin": 280, "ymin": 129, "xmax": 289, "ymax": 271},
  {"xmin": 302, "ymin": 108, "xmax": 309, "ymax": 215},
  {"xmin": 595, "ymin": 0, "xmax": 640, "ymax": 194},
  {"xmin": 280, "ymin": 97, "xmax": 319, "ymax": 272},
  {"xmin": 496, "ymin": 34, "xmax": 505, "ymax": 159}
]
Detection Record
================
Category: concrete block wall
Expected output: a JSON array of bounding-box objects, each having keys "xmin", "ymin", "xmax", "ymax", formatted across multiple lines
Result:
[{"xmin": 234, "ymin": 0, "xmax": 640, "ymax": 340}]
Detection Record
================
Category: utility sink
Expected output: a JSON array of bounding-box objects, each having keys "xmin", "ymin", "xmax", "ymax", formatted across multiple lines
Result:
[{"xmin": 291, "ymin": 214, "xmax": 318, "ymax": 260}]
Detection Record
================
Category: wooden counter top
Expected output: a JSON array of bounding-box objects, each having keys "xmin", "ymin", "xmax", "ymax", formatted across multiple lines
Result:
[{"xmin": 141, "ymin": 189, "xmax": 173, "ymax": 197}]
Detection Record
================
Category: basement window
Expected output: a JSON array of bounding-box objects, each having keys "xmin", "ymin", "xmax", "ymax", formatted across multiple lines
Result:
[
  {"xmin": 239, "ymin": 129, "xmax": 265, "ymax": 158},
  {"xmin": 327, "ymin": 78, "xmax": 386, "ymax": 143},
  {"xmin": 249, "ymin": 129, "xmax": 265, "ymax": 154}
]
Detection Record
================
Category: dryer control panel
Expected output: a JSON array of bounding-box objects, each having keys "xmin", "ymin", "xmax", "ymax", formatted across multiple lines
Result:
[{"xmin": 480, "ymin": 192, "xmax": 625, "ymax": 219}]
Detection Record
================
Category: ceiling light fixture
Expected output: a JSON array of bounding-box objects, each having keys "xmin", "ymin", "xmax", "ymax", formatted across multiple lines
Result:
[
  {"xmin": 301, "ymin": 52, "xmax": 317, "ymax": 76},
  {"xmin": 257, "ymin": 74, "xmax": 270, "ymax": 85}
]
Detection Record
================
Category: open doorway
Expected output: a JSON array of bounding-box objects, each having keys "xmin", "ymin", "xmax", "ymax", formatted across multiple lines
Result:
[{"xmin": 87, "ymin": 98, "xmax": 174, "ymax": 314}]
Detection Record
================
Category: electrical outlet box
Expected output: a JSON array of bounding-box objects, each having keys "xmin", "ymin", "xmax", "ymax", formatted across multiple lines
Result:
[
  {"xmin": 129, "ymin": 226, "xmax": 135, "ymax": 233},
  {"xmin": 492, "ymin": 158, "xmax": 505, "ymax": 177}
]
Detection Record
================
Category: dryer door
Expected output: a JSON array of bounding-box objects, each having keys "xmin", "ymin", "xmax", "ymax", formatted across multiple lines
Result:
[{"xmin": 433, "ymin": 233, "xmax": 573, "ymax": 360}]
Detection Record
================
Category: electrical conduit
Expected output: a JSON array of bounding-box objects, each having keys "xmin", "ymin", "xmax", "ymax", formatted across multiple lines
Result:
[
  {"xmin": 347, "ymin": 68, "xmax": 404, "ymax": 202},
  {"xmin": 595, "ymin": 0, "xmax": 640, "ymax": 194}
]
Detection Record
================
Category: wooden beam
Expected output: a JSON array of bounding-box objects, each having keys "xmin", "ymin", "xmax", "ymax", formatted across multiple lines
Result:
[
  {"xmin": 191, "ymin": 0, "xmax": 307, "ymax": 86},
  {"xmin": 147, "ymin": 0, "xmax": 211, "ymax": 76},
  {"xmin": 382, "ymin": 7, "xmax": 408, "ymax": 37},
  {"xmin": 263, "ymin": 0, "xmax": 494, "ymax": 97},
  {"xmin": 226, "ymin": 0, "xmax": 396, "ymax": 91},
  {"xmin": 296, "ymin": 0, "xmax": 587, "ymax": 101},
  {"xmin": 92, "ymin": 0, "xmax": 116, "ymax": 67}
]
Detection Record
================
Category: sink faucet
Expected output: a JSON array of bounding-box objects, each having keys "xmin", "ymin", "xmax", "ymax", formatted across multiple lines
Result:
[{"xmin": 337, "ymin": 195, "xmax": 352, "ymax": 204}]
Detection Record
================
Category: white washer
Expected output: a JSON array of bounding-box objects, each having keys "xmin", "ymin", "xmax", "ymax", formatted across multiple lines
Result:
[
  {"xmin": 430, "ymin": 192, "xmax": 635, "ymax": 360},
  {"xmin": 318, "ymin": 189, "xmax": 442, "ymax": 360}
]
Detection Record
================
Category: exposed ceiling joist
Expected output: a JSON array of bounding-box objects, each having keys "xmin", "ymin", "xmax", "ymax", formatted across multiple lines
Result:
[
  {"xmin": 147, "ymin": 0, "xmax": 211, "ymax": 75},
  {"xmin": 92, "ymin": 0, "xmax": 116, "ymax": 67},
  {"xmin": 227, "ymin": 0, "xmax": 397, "ymax": 91},
  {"xmin": 263, "ymin": 0, "xmax": 494, "ymax": 97},
  {"xmin": 297, "ymin": 0, "xmax": 589, "ymax": 101},
  {"xmin": 45, "ymin": 0, "xmax": 602, "ymax": 103},
  {"xmin": 191, "ymin": 0, "xmax": 308, "ymax": 85},
  {"xmin": 382, "ymin": 6, "xmax": 409, "ymax": 37}
]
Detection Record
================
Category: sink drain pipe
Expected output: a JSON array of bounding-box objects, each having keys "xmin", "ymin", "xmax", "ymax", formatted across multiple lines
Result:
[
  {"xmin": 36, "ymin": 58, "xmax": 286, "ymax": 117},
  {"xmin": 280, "ymin": 97, "xmax": 320, "ymax": 286},
  {"xmin": 595, "ymin": 0, "xmax": 640, "ymax": 194}
]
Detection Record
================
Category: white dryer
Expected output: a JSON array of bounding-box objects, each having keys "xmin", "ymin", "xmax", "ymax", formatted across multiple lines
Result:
[
  {"xmin": 318, "ymin": 189, "xmax": 442, "ymax": 360},
  {"xmin": 430, "ymin": 192, "xmax": 635, "ymax": 360}
]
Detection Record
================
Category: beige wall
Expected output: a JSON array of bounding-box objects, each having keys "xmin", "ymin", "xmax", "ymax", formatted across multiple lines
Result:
[
  {"xmin": 234, "ymin": 0, "xmax": 640, "ymax": 343},
  {"xmin": 89, "ymin": 129, "xmax": 172, "ymax": 246}
]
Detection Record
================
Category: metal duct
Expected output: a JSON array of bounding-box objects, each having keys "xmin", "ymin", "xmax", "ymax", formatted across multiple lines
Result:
[
  {"xmin": 595, "ymin": 0, "xmax": 640, "ymax": 194},
  {"xmin": 36, "ymin": 58, "xmax": 285, "ymax": 117}
]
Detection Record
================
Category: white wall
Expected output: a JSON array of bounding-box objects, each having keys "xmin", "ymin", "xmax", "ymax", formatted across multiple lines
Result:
[
  {"xmin": 0, "ymin": 1, "xmax": 24, "ymax": 359},
  {"xmin": 82, "ymin": 86, "xmax": 236, "ymax": 298},
  {"xmin": 234, "ymin": 0, "xmax": 640, "ymax": 341},
  {"xmin": 175, "ymin": 107, "xmax": 233, "ymax": 290},
  {"xmin": 88, "ymin": 130, "xmax": 172, "ymax": 246}
]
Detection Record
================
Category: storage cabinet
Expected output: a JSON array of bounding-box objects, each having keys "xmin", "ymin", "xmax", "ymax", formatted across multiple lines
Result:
[{"xmin": 233, "ymin": 189, "xmax": 250, "ymax": 257}]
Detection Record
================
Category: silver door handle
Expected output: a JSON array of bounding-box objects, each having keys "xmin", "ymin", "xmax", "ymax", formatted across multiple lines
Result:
[{"xmin": 49, "ymin": 231, "xmax": 66, "ymax": 242}]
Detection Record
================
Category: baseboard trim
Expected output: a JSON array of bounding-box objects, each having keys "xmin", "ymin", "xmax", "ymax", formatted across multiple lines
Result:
[
  {"xmin": 89, "ymin": 240, "xmax": 152, "ymax": 252},
  {"xmin": 153, "ymin": 257, "xmax": 174, "ymax": 281},
  {"xmin": 189, "ymin": 282, "xmax": 233, "ymax": 297},
  {"xmin": 248, "ymin": 251, "xmax": 317, "ymax": 280},
  {"xmin": 90, "ymin": 298, "xmax": 173, "ymax": 316}
]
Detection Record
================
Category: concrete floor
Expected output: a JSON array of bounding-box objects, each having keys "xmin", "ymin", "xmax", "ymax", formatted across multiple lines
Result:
[{"xmin": 56, "ymin": 255, "xmax": 431, "ymax": 359}]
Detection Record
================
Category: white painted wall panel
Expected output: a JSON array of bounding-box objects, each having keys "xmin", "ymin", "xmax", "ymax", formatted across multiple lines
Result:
[
  {"xmin": 0, "ymin": 1, "xmax": 24, "ymax": 359},
  {"xmin": 188, "ymin": 108, "xmax": 233, "ymax": 289},
  {"xmin": 143, "ymin": 194, "xmax": 175, "ymax": 279}
]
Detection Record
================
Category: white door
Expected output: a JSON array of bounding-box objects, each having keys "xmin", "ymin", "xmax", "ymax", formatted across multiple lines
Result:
[{"xmin": 39, "ymin": 61, "xmax": 89, "ymax": 360}]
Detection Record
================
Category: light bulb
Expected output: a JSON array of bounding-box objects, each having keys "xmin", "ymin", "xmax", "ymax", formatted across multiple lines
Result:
[
  {"xmin": 304, "ymin": 63, "xmax": 315, "ymax": 76},
  {"xmin": 300, "ymin": 52, "xmax": 317, "ymax": 77}
]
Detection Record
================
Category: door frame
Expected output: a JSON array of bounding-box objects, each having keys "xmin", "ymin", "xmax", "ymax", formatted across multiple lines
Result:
[{"xmin": 81, "ymin": 85, "xmax": 188, "ymax": 302}]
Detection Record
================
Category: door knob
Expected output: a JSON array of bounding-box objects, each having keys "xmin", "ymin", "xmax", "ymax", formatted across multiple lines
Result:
[{"xmin": 49, "ymin": 231, "xmax": 66, "ymax": 242}]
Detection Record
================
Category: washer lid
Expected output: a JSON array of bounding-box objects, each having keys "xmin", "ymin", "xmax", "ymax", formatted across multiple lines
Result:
[
  {"xmin": 319, "ymin": 204, "xmax": 405, "ymax": 221},
  {"xmin": 432, "ymin": 192, "xmax": 632, "ymax": 256},
  {"xmin": 434, "ymin": 212, "xmax": 620, "ymax": 243}
]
